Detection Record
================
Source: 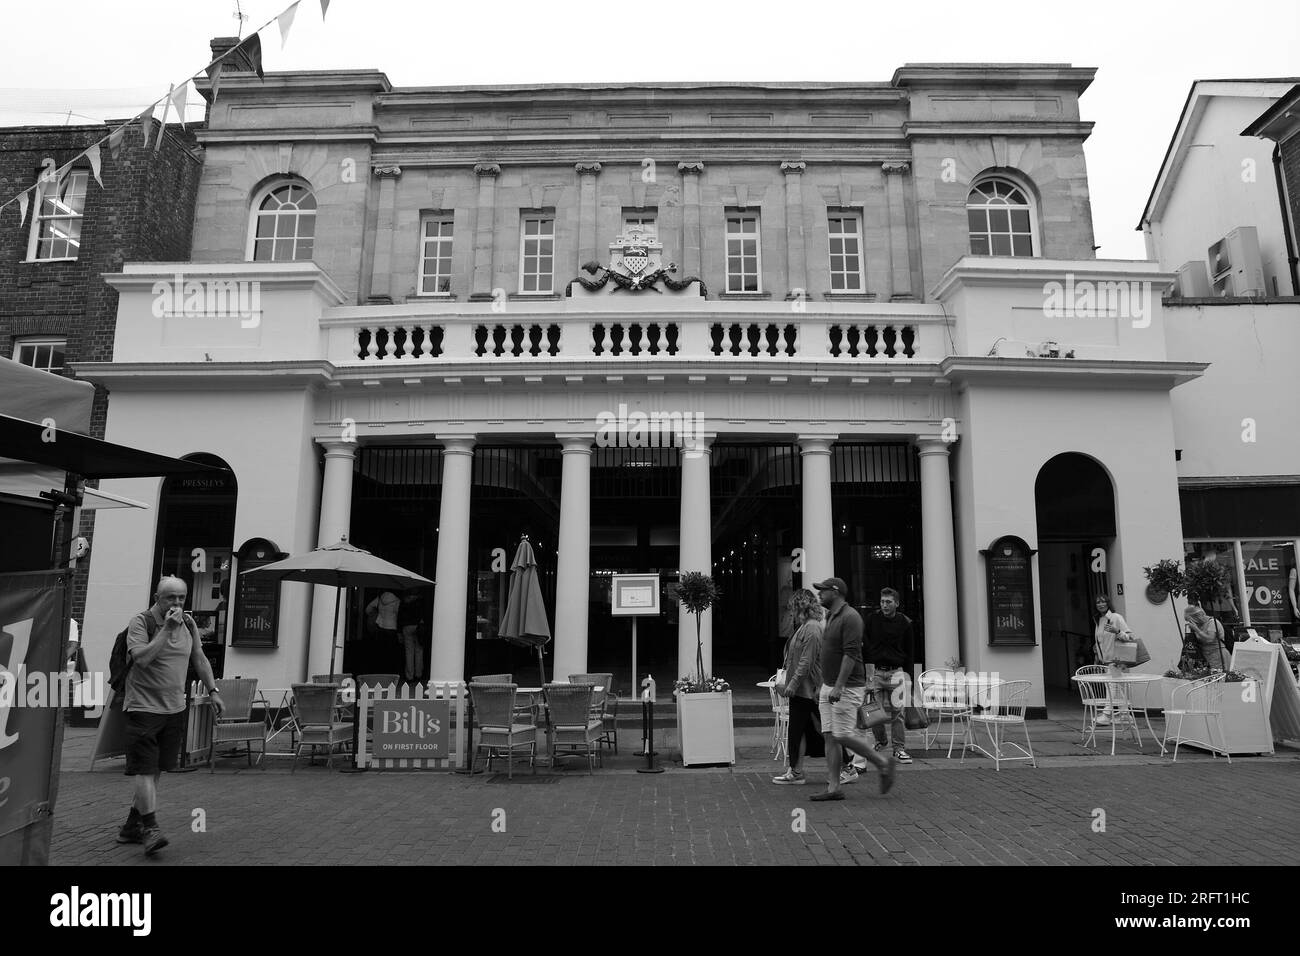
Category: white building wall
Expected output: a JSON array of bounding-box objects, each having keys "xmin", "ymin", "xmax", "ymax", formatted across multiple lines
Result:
[
  {"xmin": 952, "ymin": 382, "xmax": 1187, "ymax": 698},
  {"xmin": 1146, "ymin": 94, "xmax": 1291, "ymax": 296},
  {"xmin": 82, "ymin": 389, "xmax": 321, "ymax": 689},
  {"xmin": 1165, "ymin": 303, "xmax": 1300, "ymax": 480}
]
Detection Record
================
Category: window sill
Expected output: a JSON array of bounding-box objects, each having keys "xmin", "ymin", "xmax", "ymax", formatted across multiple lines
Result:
[
  {"xmin": 508, "ymin": 292, "xmax": 561, "ymax": 300},
  {"xmin": 822, "ymin": 292, "xmax": 878, "ymax": 302},
  {"xmin": 413, "ymin": 293, "xmax": 458, "ymax": 301},
  {"xmin": 718, "ymin": 291, "xmax": 772, "ymax": 299},
  {"xmin": 23, "ymin": 257, "xmax": 80, "ymax": 264}
]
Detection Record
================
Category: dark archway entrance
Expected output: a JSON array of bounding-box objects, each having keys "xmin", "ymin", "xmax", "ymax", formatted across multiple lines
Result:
[{"xmin": 1034, "ymin": 453, "xmax": 1117, "ymax": 692}]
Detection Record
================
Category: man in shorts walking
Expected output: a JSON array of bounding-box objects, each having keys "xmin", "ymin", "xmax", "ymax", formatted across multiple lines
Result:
[
  {"xmin": 809, "ymin": 577, "xmax": 896, "ymax": 801},
  {"xmin": 119, "ymin": 576, "xmax": 224, "ymax": 855}
]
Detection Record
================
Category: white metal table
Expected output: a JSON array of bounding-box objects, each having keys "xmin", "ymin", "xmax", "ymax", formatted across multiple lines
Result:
[{"xmin": 1072, "ymin": 673, "xmax": 1166, "ymax": 755}]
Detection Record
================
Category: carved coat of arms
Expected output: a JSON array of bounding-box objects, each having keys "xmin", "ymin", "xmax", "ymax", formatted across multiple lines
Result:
[{"xmin": 566, "ymin": 226, "xmax": 705, "ymax": 295}]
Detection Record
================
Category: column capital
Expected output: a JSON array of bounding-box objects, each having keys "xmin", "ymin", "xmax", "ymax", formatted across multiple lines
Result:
[
  {"xmin": 780, "ymin": 161, "xmax": 807, "ymax": 175},
  {"xmin": 574, "ymin": 161, "xmax": 603, "ymax": 177},
  {"xmin": 797, "ymin": 434, "xmax": 838, "ymax": 455},
  {"xmin": 372, "ymin": 164, "xmax": 402, "ymax": 178},
  {"xmin": 316, "ymin": 438, "xmax": 359, "ymax": 458},
  {"xmin": 882, "ymin": 161, "xmax": 911, "ymax": 176},
  {"xmin": 555, "ymin": 434, "xmax": 595, "ymax": 454},
  {"xmin": 473, "ymin": 162, "xmax": 501, "ymax": 178},
  {"xmin": 436, "ymin": 434, "xmax": 477, "ymax": 456},
  {"xmin": 916, "ymin": 436, "xmax": 958, "ymax": 455},
  {"xmin": 677, "ymin": 161, "xmax": 705, "ymax": 176},
  {"xmin": 682, "ymin": 434, "xmax": 715, "ymax": 458}
]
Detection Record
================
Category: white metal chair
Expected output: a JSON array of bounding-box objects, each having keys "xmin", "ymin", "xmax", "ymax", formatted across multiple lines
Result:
[
  {"xmin": 1163, "ymin": 674, "xmax": 1231, "ymax": 763},
  {"xmin": 764, "ymin": 674, "xmax": 790, "ymax": 762},
  {"xmin": 1073, "ymin": 665, "xmax": 1120, "ymax": 751},
  {"xmin": 918, "ymin": 669, "xmax": 972, "ymax": 757},
  {"xmin": 961, "ymin": 679, "xmax": 1037, "ymax": 770}
]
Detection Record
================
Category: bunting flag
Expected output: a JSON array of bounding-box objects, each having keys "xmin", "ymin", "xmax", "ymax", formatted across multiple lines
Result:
[
  {"xmin": 278, "ymin": 1, "xmax": 300, "ymax": 48},
  {"xmin": 138, "ymin": 109, "xmax": 152, "ymax": 149},
  {"xmin": 321, "ymin": 0, "xmax": 331, "ymax": 18},
  {"xmin": 237, "ymin": 33, "xmax": 265, "ymax": 80},
  {"xmin": 17, "ymin": 191, "xmax": 28, "ymax": 226},
  {"xmin": 107, "ymin": 125, "xmax": 126, "ymax": 160},
  {"xmin": 154, "ymin": 92, "xmax": 170, "ymax": 153},
  {"xmin": 210, "ymin": 63, "xmax": 223, "ymax": 101},
  {"xmin": 170, "ymin": 82, "xmax": 188, "ymax": 129},
  {"xmin": 86, "ymin": 143, "xmax": 103, "ymax": 188}
]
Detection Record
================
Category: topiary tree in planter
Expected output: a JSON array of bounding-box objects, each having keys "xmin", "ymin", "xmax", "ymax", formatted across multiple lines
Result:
[
  {"xmin": 673, "ymin": 571, "xmax": 720, "ymax": 692},
  {"xmin": 1185, "ymin": 558, "xmax": 1233, "ymax": 620},
  {"xmin": 1143, "ymin": 558, "xmax": 1188, "ymax": 667}
]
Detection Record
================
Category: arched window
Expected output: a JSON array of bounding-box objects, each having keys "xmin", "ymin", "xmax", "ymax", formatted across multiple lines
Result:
[
  {"xmin": 249, "ymin": 179, "xmax": 316, "ymax": 262},
  {"xmin": 967, "ymin": 177, "xmax": 1035, "ymax": 257}
]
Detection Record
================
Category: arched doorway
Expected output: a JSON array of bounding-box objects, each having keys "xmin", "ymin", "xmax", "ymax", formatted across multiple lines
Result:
[
  {"xmin": 1034, "ymin": 453, "xmax": 1116, "ymax": 696},
  {"xmin": 150, "ymin": 453, "xmax": 238, "ymax": 677}
]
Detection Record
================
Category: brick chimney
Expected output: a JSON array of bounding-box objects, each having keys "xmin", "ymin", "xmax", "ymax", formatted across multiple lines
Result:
[{"xmin": 208, "ymin": 36, "xmax": 258, "ymax": 77}]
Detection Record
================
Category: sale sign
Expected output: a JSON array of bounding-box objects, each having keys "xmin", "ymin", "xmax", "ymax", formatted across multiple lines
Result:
[{"xmin": 1241, "ymin": 541, "xmax": 1291, "ymax": 626}]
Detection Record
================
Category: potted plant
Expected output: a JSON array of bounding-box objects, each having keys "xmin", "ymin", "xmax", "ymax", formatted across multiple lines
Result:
[
  {"xmin": 1143, "ymin": 558, "xmax": 1188, "ymax": 649},
  {"xmin": 672, "ymin": 572, "xmax": 733, "ymax": 766},
  {"xmin": 1158, "ymin": 665, "xmax": 1272, "ymax": 755}
]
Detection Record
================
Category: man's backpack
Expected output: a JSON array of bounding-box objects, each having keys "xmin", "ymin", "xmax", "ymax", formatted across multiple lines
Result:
[{"xmin": 108, "ymin": 611, "xmax": 158, "ymax": 693}]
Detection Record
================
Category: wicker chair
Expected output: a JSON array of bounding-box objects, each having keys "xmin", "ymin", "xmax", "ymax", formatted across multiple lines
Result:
[
  {"xmin": 545, "ymin": 683, "xmax": 601, "ymax": 773},
  {"xmin": 207, "ymin": 678, "xmax": 267, "ymax": 771},
  {"xmin": 357, "ymin": 673, "xmax": 400, "ymax": 689},
  {"xmin": 569, "ymin": 673, "xmax": 618, "ymax": 753},
  {"xmin": 290, "ymin": 683, "xmax": 354, "ymax": 771},
  {"xmin": 469, "ymin": 682, "xmax": 536, "ymax": 778}
]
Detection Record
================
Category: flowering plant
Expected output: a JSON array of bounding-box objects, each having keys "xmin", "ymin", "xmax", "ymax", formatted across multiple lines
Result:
[{"xmin": 675, "ymin": 675, "xmax": 731, "ymax": 695}]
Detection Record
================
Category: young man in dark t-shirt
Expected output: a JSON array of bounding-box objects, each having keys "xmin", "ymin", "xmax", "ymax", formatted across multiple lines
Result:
[
  {"xmin": 863, "ymin": 587, "xmax": 915, "ymax": 763},
  {"xmin": 809, "ymin": 577, "xmax": 897, "ymax": 801}
]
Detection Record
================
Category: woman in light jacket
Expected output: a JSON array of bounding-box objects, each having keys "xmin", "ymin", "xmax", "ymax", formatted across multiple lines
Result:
[
  {"xmin": 1093, "ymin": 595, "xmax": 1133, "ymax": 724},
  {"xmin": 772, "ymin": 589, "xmax": 825, "ymax": 785}
]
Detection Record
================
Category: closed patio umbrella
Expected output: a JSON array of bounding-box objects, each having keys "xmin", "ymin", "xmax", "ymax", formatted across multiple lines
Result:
[
  {"xmin": 498, "ymin": 535, "xmax": 552, "ymax": 684},
  {"xmin": 242, "ymin": 536, "xmax": 433, "ymax": 680}
]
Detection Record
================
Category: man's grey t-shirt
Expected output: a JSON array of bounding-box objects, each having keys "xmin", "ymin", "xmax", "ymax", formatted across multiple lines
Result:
[
  {"xmin": 124, "ymin": 607, "xmax": 199, "ymax": 715},
  {"xmin": 819, "ymin": 602, "xmax": 866, "ymax": 688}
]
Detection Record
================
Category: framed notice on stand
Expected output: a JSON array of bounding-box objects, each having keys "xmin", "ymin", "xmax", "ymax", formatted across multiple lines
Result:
[
  {"xmin": 232, "ymin": 538, "xmax": 287, "ymax": 648},
  {"xmin": 611, "ymin": 574, "xmax": 661, "ymax": 707},
  {"xmin": 981, "ymin": 535, "xmax": 1037, "ymax": 646}
]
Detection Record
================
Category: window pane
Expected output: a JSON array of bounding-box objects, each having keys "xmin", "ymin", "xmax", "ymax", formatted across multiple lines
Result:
[
  {"xmin": 844, "ymin": 254, "xmax": 859, "ymax": 273},
  {"xmin": 970, "ymin": 235, "xmax": 990, "ymax": 255},
  {"xmin": 844, "ymin": 272, "xmax": 861, "ymax": 290},
  {"xmin": 829, "ymin": 238, "xmax": 843, "ymax": 255},
  {"xmin": 297, "ymin": 238, "xmax": 313, "ymax": 260},
  {"xmin": 1012, "ymin": 235, "xmax": 1033, "ymax": 257},
  {"xmin": 989, "ymin": 208, "xmax": 1011, "ymax": 232},
  {"xmin": 540, "ymin": 220, "xmax": 553, "ymax": 235},
  {"xmin": 991, "ymin": 234, "xmax": 1012, "ymax": 256},
  {"xmin": 1184, "ymin": 542, "xmax": 1243, "ymax": 624},
  {"xmin": 742, "ymin": 274, "xmax": 757, "ymax": 292},
  {"xmin": 831, "ymin": 273, "xmax": 844, "ymax": 290},
  {"xmin": 830, "ymin": 255, "xmax": 844, "ymax": 272},
  {"xmin": 49, "ymin": 344, "xmax": 66, "ymax": 370},
  {"xmin": 1010, "ymin": 209, "xmax": 1030, "ymax": 232},
  {"xmin": 256, "ymin": 215, "xmax": 275, "ymax": 239},
  {"xmin": 968, "ymin": 209, "xmax": 985, "ymax": 233},
  {"xmin": 298, "ymin": 215, "xmax": 316, "ymax": 240},
  {"xmin": 523, "ymin": 274, "xmax": 537, "ymax": 292}
]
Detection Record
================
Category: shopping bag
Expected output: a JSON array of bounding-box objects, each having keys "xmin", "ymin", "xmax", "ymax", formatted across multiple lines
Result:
[
  {"xmin": 1112, "ymin": 640, "xmax": 1137, "ymax": 664},
  {"xmin": 1131, "ymin": 637, "xmax": 1151, "ymax": 666},
  {"xmin": 903, "ymin": 705, "xmax": 929, "ymax": 730}
]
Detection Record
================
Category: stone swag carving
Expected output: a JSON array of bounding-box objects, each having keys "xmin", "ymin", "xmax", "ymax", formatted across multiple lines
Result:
[{"xmin": 566, "ymin": 225, "xmax": 706, "ymax": 296}]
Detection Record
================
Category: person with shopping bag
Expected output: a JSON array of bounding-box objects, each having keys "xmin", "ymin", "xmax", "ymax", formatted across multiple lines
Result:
[
  {"xmin": 772, "ymin": 589, "xmax": 826, "ymax": 785},
  {"xmin": 1092, "ymin": 595, "xmax": 1147, "ymax": 724}
]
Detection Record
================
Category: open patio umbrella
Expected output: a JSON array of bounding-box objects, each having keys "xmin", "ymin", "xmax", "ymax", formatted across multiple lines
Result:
[
  {"xmin": 498, "ymin": 535, "xmax": 552, "ymax": 684},
  {"xmin": 242, "ymin": 535, "xmax": 434, "ymax": 680}
]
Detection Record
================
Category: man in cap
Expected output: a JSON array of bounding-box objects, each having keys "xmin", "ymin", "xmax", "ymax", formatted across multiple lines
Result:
[{"xmin": 809, "ymin": 577, "xmax": 896, "ymax": 800}]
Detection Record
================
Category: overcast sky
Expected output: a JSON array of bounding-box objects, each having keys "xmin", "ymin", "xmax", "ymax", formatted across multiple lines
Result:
[{"xmin": 1, "ymin": 0, "xmax": 1297, "ymax": 260}]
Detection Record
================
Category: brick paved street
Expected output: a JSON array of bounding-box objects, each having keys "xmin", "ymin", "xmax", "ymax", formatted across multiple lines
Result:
[{"xmin": 49, "ymin": 725, "xmax": 1300, "ymax": 866}]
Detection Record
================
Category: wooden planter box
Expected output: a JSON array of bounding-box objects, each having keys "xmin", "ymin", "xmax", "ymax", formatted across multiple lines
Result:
[
  {"xmin": 1159, "ymin": 678, "xmax": 1273, "ymax": 756},
  {"xmin": 676, "ymin": 690, "xmax": 735, "ymax": 766}
]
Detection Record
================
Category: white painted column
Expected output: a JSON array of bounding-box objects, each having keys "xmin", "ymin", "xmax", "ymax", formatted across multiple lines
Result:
[
  {"xmin": 430, "ymin": 436, "xmax": 476, "ymax": 681},
  {"xmin": 918, "ymin": 438, "xmax": 960, "ymax": 668},
  {"xmin": 553, "ymin": 435, "xmax": 593, "ymax": 679},
  {"xmin": 307, "ymin": 440, "xmax": 356, "ymax": 679},
  {"xmin": 798, "ymin": 435, "xmax": 837, "ymax": 590},
  {"xmin": 678, "ymin": 436, "xmax": 713, "ymax": 678}
]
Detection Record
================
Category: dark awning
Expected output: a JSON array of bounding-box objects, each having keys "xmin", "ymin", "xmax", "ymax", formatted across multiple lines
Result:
[{"xmin": 0, "ymin": 414, "xmax": 227, "ymax": 479}]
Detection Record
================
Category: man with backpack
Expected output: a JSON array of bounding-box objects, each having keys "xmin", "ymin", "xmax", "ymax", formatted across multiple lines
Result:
[{"xmin": 115, "ymin": 576, "xmax": 224, "ymax": 855}]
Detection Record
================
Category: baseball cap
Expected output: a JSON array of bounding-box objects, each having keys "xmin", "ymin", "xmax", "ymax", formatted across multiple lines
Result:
[{"xmin": 811, "ymin": 577, "xmax": 848, "ymax": 597}]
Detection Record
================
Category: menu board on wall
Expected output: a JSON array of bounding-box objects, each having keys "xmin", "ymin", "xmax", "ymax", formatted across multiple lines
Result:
[
  {"xmin": 982, "ymin": 536, "xmax": 1037, "ymax": 646},
  {"xmin": 1242, "ymin": 541, "xmax": 1293, "ymax": 626},
  {"xmin": 232, "ymin": 538, "xmax": 286, "ymax": 647}
]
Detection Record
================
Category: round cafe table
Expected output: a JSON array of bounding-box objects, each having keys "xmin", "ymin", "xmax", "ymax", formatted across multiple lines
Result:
[{"xmin": 1071, "ymin": 673, "xmax": 1166, "ymax": 755}]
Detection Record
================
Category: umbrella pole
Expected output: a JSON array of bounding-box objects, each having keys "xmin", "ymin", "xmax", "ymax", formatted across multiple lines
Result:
[
  {"xmin": 537, "ymin": 645, "xmax": 546, "ymax": 686},
  {"xmin": 328, "ymin": 587, "xmax": 341, "ymax": 682}
]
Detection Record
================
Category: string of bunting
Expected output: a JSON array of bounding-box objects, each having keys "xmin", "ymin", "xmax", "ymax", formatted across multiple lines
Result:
[{"xmin": 0, "ymin": 0, "xmax": 332, "ymax": 223}]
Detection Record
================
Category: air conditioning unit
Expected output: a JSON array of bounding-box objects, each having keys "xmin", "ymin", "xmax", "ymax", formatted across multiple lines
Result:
[
  {"xmin": 1174, "ymin": 260, "xmax": 1211, "ymax": 297},
  {"xmin": 1208, "ymin": 226, "xmax": 1266, "ymax": 296}
]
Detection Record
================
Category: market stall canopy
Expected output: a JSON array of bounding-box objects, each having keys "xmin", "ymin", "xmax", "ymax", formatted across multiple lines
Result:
[
  {"xmin": 0, "ymin": 357, "xmax": 93, "ymax": 499},
  {"xmin": 0, "ymin": 414, "xmax": 223, "ymax": 480},
  {"xmin": 80, "ymin": 486, "xmax": 150, "ymax": 511}
]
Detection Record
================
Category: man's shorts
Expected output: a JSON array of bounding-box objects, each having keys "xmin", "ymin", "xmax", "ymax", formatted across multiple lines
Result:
[
  {"xmin": 124, "ymin": 710, "xmax": 187, "ymax": 775},
  {"xmin": 818, "ymin": 684, "xmax": 866, "ymax": 737}
]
